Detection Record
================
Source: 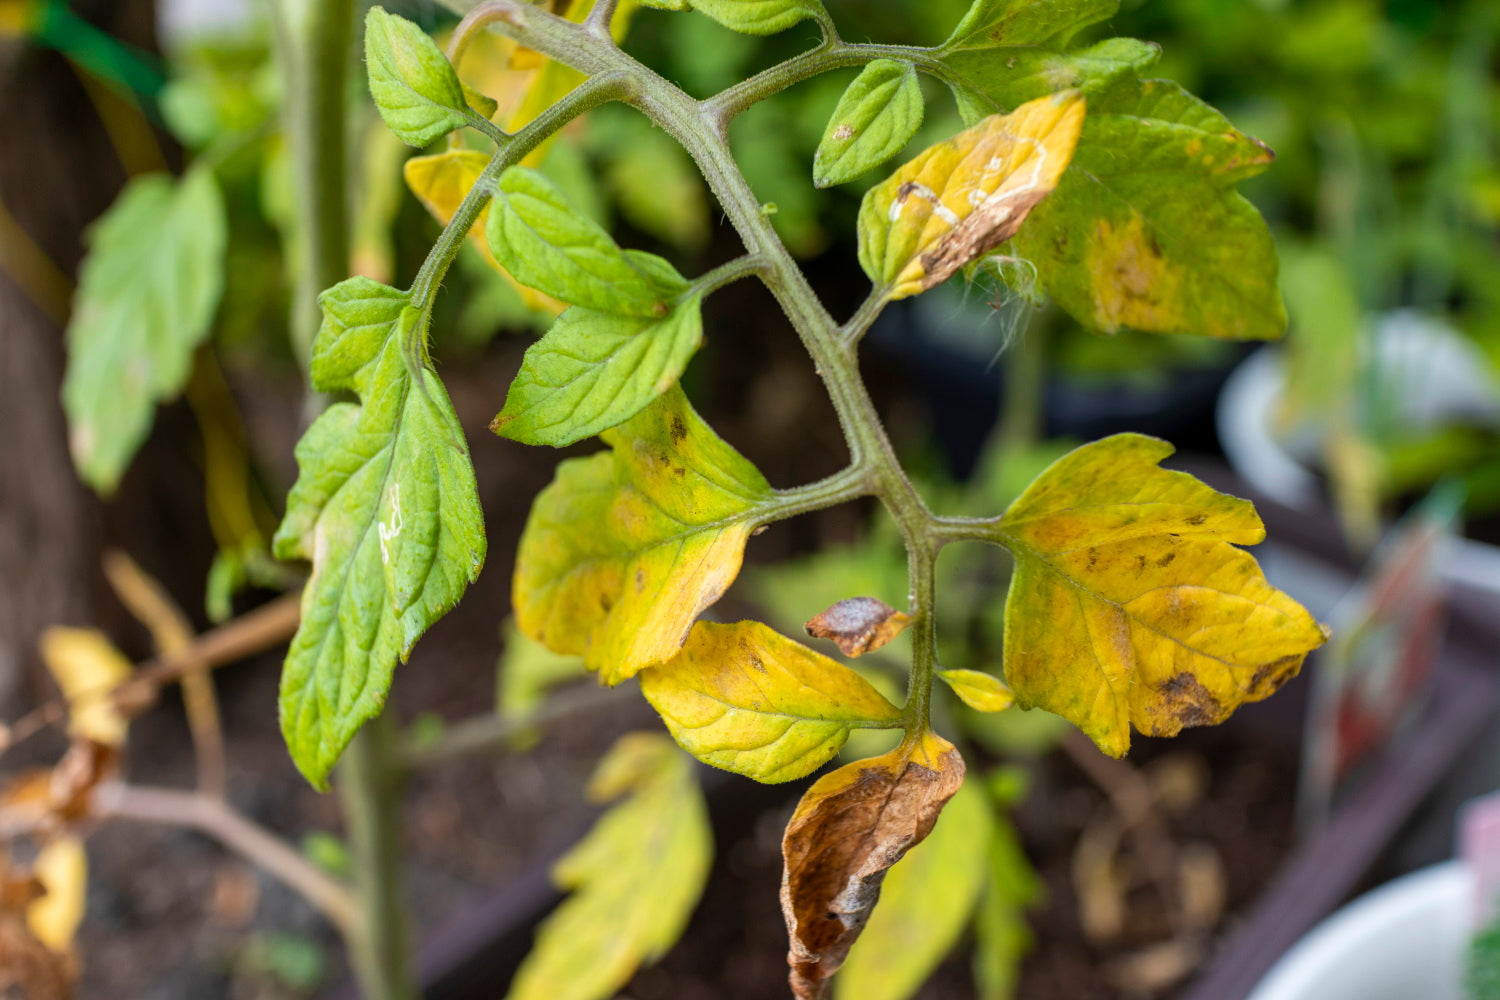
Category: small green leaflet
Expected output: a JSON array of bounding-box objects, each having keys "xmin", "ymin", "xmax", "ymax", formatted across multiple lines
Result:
[
  {"xmin": 492, "ymin": 293, "xmax": 704, "ymax": 447},
  {"xmin": 835, "ymin": 780, "xmax": 993, "ymax": 1000},
  {"xmin": 365, "ymin": 6, "xmax": 475, "ymax": 147},
  {"xmin": 275, "ymin": 278, "xmax": 485, "ymax": 788},
  {"xmin": 683, "ymin": 0, "xmax": 822, "ymax": 35},
  {"xmin": 62, "ymin": 167, "xmax": 226, "ymax": 495},
  {"xmin": 813, "ymin": 60, "xmax": 924, "ymax": 189},
  {"xmin": 505, "ymin": 733, "xmax": 711, "ymax": 1000},
  {"xmin": 1012, "ymin": 75, "xmax": 1285, "ymax": 340},
  {"xmin": 942, "ymin": 0, "xmax": 1118, "ymax": 51},
  {"xmin": 973, "ymin": 772, "xmax": 1042, "ymax": 1000},
  {"xmin": 486, "ymin": 166, "xmax": 686, "ymax": 317}
]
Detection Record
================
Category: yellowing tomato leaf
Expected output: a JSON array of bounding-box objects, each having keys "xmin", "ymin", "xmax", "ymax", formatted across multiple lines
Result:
[
  {"xmin": 781, "ymin": 732, "xmax": 965, "ymax": 1000},
  {"xmin": 835, "ymin": 780, "xmax": 993, "ymax": 1000},
  {"xmin": 686, "ymin": 0, "xmax": 822, "ymax": 35},
  {"xmin": 943, "ymin": 0, "xmax": 1118, "ymax": 51},
  {"xmin": 938, "ymin": 669, "xmax": 1015, "ymax": 713},
  {"xmin": 639, "ymin": 621, "xmax": 903, "ymax": 783},
  {"xmin": 275, "ymin": 278, "xmax": 485, "ymax": 788},
  {"xmin": 858, "ymin": 90, "xmax": 1084, "ymax": 301},
  {"xmin": 491, "ymin": 292, "xmax": 704, "ymax": 447},
  {"xmin": 62, "ymin": 167, "xmax": 226, "ymax": 494},
  {"xmin": 404, "ymin": 149, "xmax": 565, "ymax": 316},
  {"xmin": 813, "ymin": 60, "xmax": 924, "ymax": 189},
  {"xmin": 497, "ymin": 618, "xmax": 587, "ymax": 728},
  {"xmin": 486, "ymin": 165, "xmax": 685, "ymax": 316},
  {"xmin": 365, "ymin": 6, "xmax": 474, "ymax": 146},
  {"xmin": 513, "ymin": 387, "xmax": 774, "ymax": 684},
  {"xmin": 505, "ymin": 733, "xmax": 710, "ymax": 1000},
  {"xmin": 1011, "ymin": 76, "xmax": 1284, "ymax": 340},
  {"xmin": 973, "ymin": 777, "xmax": 1042, "ymax": 1000},
  {"xmin": 39, "ymin": 628, "xmax": 132, "ymax": 748},
  {"xmin": 804, "ymin": 597, "xmax": 913, "ymax": 657},
  {"xmin": 993, "ymin": 434, "xmax": 1327, "ymax": 757}
]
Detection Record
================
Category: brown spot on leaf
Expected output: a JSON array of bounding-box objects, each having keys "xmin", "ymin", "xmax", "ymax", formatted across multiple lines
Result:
[
  {"xmin": 1186, "ymin": 514, "xmax": 1207, "ymax": 526},
  {"xmin": 805, "ymin": 597, "xmax": 913, "ymax": 657},
  {"xmin": 634, "ymin": 568, "xmax": 645, "ymax": 594},
  {"xmin": 1158, "ymin": 673, "xmax": 1221, "ymax": 729},
  {"xmin": 1156, "ymin": 552, "xmax": 1176, "ymax": 567},
  {"xmin": 781, "ymin": 735, "xmax": 964, "ymax": 999},
  {"xmin": 1246, "ymin": 654, "xmax": 1303, "ymax": 698},
  {"xmin": 668, "ymin": 416, "xmax": 688, "ymax": 443}
]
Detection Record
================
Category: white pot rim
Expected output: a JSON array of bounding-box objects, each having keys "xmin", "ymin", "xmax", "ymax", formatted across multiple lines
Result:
[{"xmin": 1247, "ymin": 860, "xmax": 1473, "ymax": 1000}]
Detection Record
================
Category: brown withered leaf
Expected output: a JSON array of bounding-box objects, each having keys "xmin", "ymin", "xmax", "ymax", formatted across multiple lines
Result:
[
  {"xmin": 780, "ymin": 732, "xmax": 965, "ymax": 999},
  {"xmin": 804, "ymin": 597, "xmax": 913, "ymax": 657}
]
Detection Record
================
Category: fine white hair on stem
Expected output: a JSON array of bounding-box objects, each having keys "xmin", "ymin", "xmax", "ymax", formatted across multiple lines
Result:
[{"xmin": 975, "ymin": 254, "xmax": 1041, "ymax": 370}]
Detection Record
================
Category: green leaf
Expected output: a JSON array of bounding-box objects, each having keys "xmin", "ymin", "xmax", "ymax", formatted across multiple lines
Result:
[
  {"xmin": 513, "ymin": 386, "xmax": 775, "ymax": 684},
  {"xmin": 639, "ymin": 620, "xmax": 903, "ymax": 783},
  {"xmin": 943, "ymin": 0, "xmax": 1118, "ymax": 51},
  {"xmin": 62, "ymin": 168, "xmax": 226, "ymax": 494},
  {"xmin": 994, "ymin": 434, "xmax": 1326, "ymax": 757},
  {"xmin": 686, "ymin": 0, "xmax": 822, "ymax": 35},
  {"xmin": 486, "ymin": 166, "xmax": 684, "ymax": 316},
  {"xmin": 275, "ymin": 278, "xmax": 485, "ymax": 788},
  {"xmin": 973, "ymin": 777, "xmax": 1041, "ymax": 1000},
  {"xmin": 497, "ymin": 619, "xmax": 586, "ymax": 748},
  {"xmin": 1012, "ymin": 75, "xmax": 1285, "ymax": 340},
  {"xmin": 506, "ymin": 733, "xmax": 711, "ymax": 1000},
  {"xmin": 491, "ymin": 293, "xmax": 704, "ymax": 447},
  {"xmin": 813, "ymin": 60, "xmax": 924, "ymax": 188},
  {"xmin": 364, "ymin": 6, "xmax": 472, "ymax": 147},
  {"xmin": 835, "ymin": 779, "xmax": 993, "ymax": 1000},
  {"xmin": 944, "ymin": 37, "xmax": 1160, "ymax": 110}
]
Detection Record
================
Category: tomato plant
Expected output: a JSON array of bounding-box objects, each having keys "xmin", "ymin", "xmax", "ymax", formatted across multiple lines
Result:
[{"xmin": 10, "ymin": 1, "xmax": 1332, "ymax": 998}]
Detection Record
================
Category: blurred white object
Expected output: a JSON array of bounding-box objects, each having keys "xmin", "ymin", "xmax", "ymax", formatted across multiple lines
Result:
[
  {"xmin": 1246, "ymin": 861, "xmax": 1472, "ymax": 1000},
  {"xmin": 1217, "ymin": 311, "xmax": 1500, "ymax": 596},
  {"xmin": 157, "ymin": 0, "xmax": 254, "ymax": 47}
]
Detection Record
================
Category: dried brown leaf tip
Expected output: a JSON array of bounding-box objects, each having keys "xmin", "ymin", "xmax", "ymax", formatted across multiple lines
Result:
[
  {"xmin": 780, "ymin": 732, "xmax": 965, "ymax": 999},
  {"xmin": 804, "ymin": 597, "xmax": 913, "ymax": 657}
]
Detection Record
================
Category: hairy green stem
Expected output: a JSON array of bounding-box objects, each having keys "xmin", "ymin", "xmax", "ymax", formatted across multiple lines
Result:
[
  {"xmin": 410, "ymin": 69, "xmax": 639, "ymax": 310},
  {"xmin": 705, "ymin": 40, "xmax": 990, "ymax": 127},
  {"xmin": 472, "ymin": 2, "xmax": 948, "ymax": 724},
  {"xmin": 338, "ymin": 711, "xmax": 414, "ymax": 1000},
  {"xmin": 275, "ymin": 0, "xmax": 354, "ymax": 379},
  {"xmin": 275, "ymin": 2, "xmax": 415, "ymax": 996}
]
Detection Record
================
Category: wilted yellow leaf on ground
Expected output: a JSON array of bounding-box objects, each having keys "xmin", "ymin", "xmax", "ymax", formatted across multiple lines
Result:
[
  {"xmin": 506, "ymin": 732, "xmax": 709, "ymax": 1000},
  {"xmin": 27, "ymin": 838, "xmax": 86, "ymax": 954},
  {"xmin": 403, "ymin": 149, "xmax": 565, "ymax": 315},
  {"xmin": 858, "ymin": 90, "xmax": 1084, "ymax": 300},
  {"xmin": 781, "ymin": 731, "xmax": 965, "ymax": 1000},
  {"xmin": 40, "ymin": 628, "xmax": 132, "ymax": 748},
  {"xmin": 804, "ymin": 596, "xmax": 912, "ymax": 657},
  {"xmin": 640, "ymin": 621, "xmax": 903, "ymax": 783},
  {"xmin": 513, "ymin": 387, "xmax": 775, "ymax": 684},
  {"xmin": 939, "ymin": 668, "xmax": 1015, "ymax": 713},
  {"xmin": 994, "ymin": 434, "xmax": 1328, "ymax": 757}
]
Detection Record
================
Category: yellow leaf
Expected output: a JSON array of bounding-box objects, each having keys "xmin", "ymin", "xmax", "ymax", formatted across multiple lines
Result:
[
  {"xmin": 858, "ymin": 90, "xmax": 1084, "ymax": 300},
  {"xmin": 995, "ymin": 434, "xmax": 1328, "ymax": 757},
  {"xmin": 781, "ymin": 731, "xmax": 965, "ymax": 1000},
  {"xmin": 506, "ymin": 732, "xmax": 710, "ymax": 1000},
  {"xmin": 27, "ymin": 838, "xmax": 86, "ymax": 954},
  {"xmin": 639, "ymin": 620, "xmax": 903, "ymax": 783},
  {"xmin": 803, "ymin": 596, "xmax": 912, "ymax": 657},
  {"xmin": 39, "ymin": 628, "xmax": 132, "ymax": 748},
  {"xmin": 513, "ymin": 387, "xmax": 775, "ymax": 684},
  {"xmin": 403, "ymin": 149, "xmax": 566, "ymax": 315},
  {"xmin": 939, "ymin": 668, "xmax": 1015, "ymax": 713}
]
